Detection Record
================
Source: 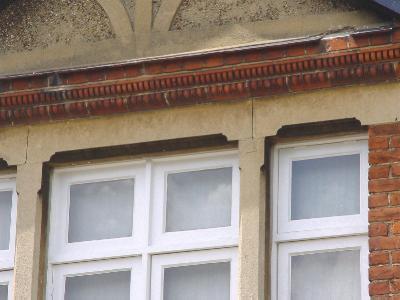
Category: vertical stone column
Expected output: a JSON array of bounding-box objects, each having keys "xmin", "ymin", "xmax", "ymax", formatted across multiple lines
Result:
[
  {"xmin": 369, "ymin": 123, "xmax": 400, "ymax": 299},
  {"xmin": 238, "ymin": 138, "xmax": 266, "ymax": 300},
  {"xmin": 13, "ymin": 163, "xmax": 43, "ymax": 300}
]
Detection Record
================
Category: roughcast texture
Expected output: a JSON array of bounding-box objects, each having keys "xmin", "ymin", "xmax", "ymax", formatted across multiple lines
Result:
[
  {"xmin": 171, "ymin": 0, "xmax": 364, "ymax": 31},
  {"xmin": 0, "ymin": 0, "xmax": 114, "ymax": 54}
]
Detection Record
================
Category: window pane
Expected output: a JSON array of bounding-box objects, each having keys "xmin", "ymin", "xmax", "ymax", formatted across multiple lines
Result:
[
  {"xmin": 291, "ymin": 154, "xmax": 360, "ymax": 220},
  {"xmin": 0, "ymin": 191, "xmax": 12, "ymax": 250},
  {"xmin": 0, "ymin": 285, "xmax": 8, "ymax": 300},
  {"xmin": 166, "ymin": 168, "xmax": 232, "ymax": 232},
  {"xmin": 291, "ymin": 250, "xmax": 361, "ymax": 300},
  {"xmin": 68, "ymin": 179, "xmax": 134, "ymax": 243},
  {"xmin": 65, "ymin": 271, "xmax": 130, "ymax": 300},
  {"xmin": 164, "ymin": 262, "xmax": 230, "ymax": 300}
]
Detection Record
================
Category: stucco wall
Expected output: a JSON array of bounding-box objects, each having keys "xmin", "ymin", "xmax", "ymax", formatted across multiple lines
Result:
[
  {"xmin": 0, "ymin": 0, "xmax": 385, "ymax": 76},
  {"xmin": 2, "ymin": 80, "xmax": 400, "ymax": 299},
  {"xmin": 170, "ymin": 0, "xmax": 362, "ymax": 31},
  {"xmin": 0, "ymin": 0, "xmax": 115, "ymax": 54}
]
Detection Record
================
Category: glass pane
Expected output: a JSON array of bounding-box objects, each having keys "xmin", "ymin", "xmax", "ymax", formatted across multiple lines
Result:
[
  {"xmin": 0, "ymin": 285, "xmax": 8, "ymax": 300},
  {"xmin": 166, "ymin": 168, "xmax": 232, "ymax": 232},
  {"xmin": 291, "ymin": 250, "xmax": 361, "ymax": 300},
  {"xmin": 65, "ymin": 271, "xmax": 131, "ymax": 300},
  {"xmin": 291, "ymin": 154, "xmax": 360, "ymax": 220},
  {"xmin": 68, "ymin": 179, "xmax": 134, "ymax": 243},
  {"xmin": 164, "ymin": 262, "xmax": 230, "ymax": 300},
  {"xmin": 0, "ymin": 191, "xmax": 12, "ymax": 250}
]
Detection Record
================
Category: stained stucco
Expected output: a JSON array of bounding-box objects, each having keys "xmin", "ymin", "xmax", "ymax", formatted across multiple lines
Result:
[
  {"xmin": 170, "ymin": 0, "xmax": 364, "ymax": 31},
  {"xmin": 121, "ymin": 0, "xmax": 136, "ymax": 31},
  {"xmin": 0, "ymin": 0, "xmax": 114, "ymax": 54},
  {"xmin": 0, "ymin": 0, "xmax": 386, "ymax": 76}
]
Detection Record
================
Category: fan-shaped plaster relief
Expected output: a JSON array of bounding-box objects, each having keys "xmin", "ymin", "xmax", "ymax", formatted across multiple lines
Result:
[
  {"xmin": 170, "ymin": 0, "xmax": 364, "ymax": 31},
  {"xmin": 0, "ymin": 0, "xmax": 114, "ymax": 54},
  {"xmin": 153, "ymin": 0, "xmax": 162, "ymax": 24},
  {"xmin": 121, "ymin": 0, "xmax": 136, "ymax": 31}
]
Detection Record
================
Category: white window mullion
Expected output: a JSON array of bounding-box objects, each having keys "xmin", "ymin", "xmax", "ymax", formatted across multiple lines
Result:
[
  {"xmin": 52, "ymin": 257, "xmax": 143, "ymax": 300},
  {"xmin": 151, "ymin": 248, "xmax": 237, "ymax": 300},
  {"xmin": 277, "ymin": 236, "xmax": 369, "ymax": 300},
  {"xmin": 0, "ymin": 270, "xmax": 13, "ymax": 300},
  {"xmin": 47, "ymin": 150, "xmax": 239, "ymax": 300},
  {"xmin": 0, "ymin": 177, "xmax": 17, "ymax": 271}
]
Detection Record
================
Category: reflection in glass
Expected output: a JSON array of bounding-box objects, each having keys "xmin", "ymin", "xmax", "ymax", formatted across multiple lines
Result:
[
  {"xmin": 0, "ymin": 191, "xmax": 12, "ymax": 250},
  {"xmin": 291, "ymin": 250, "xmax": 361, "ymax": 300},
  {"xmin": 164, "ymin": 262, "xmax": 230, "ymax": 300},
  {"xmin": 166, "ymin": 168, "xmax": 232, "ymax": 232},
  {"xmin": 65, "ymin": 271, "xmax": 131, "ymax": 300},
  {"xmin": 68, "ymin": 179, "xmax": 134, "ymax": 243},
  {"xmin": 291, "ymin": 154, "xmax": 360, "ymax": 220},
  {"xmin": 0, "ymin": 285, "xmax": 8, "ymax": 300}
]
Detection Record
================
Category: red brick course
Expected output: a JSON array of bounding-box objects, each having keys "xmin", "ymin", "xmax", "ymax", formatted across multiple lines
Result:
[
  {"xmin": 0, "ymin": 28, "xmax": 400, "ymax": 126},
  {"xmin": 370, "ymin": 123, "xmax": 400, "ymax": 298}
]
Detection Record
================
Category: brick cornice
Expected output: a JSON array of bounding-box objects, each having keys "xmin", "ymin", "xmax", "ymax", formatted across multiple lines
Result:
[{"xmin": 1, "ymin": 28, "xmax": 400, "ymax": 126}]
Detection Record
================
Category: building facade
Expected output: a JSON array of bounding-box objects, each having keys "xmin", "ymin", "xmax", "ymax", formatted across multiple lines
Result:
[{"xmin": 0, "ymin": 0, "xmax": 400, "ymax": 299}]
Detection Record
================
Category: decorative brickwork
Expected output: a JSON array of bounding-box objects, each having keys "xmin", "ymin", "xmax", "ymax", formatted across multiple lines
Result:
[
  {"xmin": 369, "ymin": 122, "xmax": 400, "ymax": 299},
  {"xmin": 1, "ymin": 28, "xmax": 400, "ymax": 126}
]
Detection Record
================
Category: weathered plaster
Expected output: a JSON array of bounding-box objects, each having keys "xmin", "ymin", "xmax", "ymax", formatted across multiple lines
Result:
[
  {"xmin": 0, "ymin": 127, "xmax": 29, "ymax": 166},
  {"xmin": 134, "ymin": 0, "xmax": 153, "ymax": 56},
  {"xmin": 0, "ymin": 1, "xmax": 384, "ymax": 76},
  {"xmin": 13, "ymin": 163, "xmax": 43, "ymax": 300},
  {"xmin": 0, "ymin": 0, "xmax": 114, "ymax": 54},
  {"xmin": 170, "ymin": 0, "xmax": 363, "ymax": 31},
  {"xmin": 152, "ymin": 0, "xmax": 182, "ymax": 32},
  {"xmin": 149, "ymin": 11, "xmax": 382, "ymax": 57},
  {"xmin": 121, "ymin": 0, "xmax": 136, "ymax": 31},
  {"xmin": 238, "ymin": 138, "xmax": 266, "ymax": 300},
  {"xmin": 152, "ymin": 0, "xmax": 162, "ymax": 23},
  {"xmin": 96, "ymin": 0, "xmax": 134, "ymax": 44},
  {"xmin": 254, "ymin": 82, "xmax": 400, "ymax": 138},
  {"xmin": 25, "ymin": 101, "xmax": 253, "ymax": 164}
]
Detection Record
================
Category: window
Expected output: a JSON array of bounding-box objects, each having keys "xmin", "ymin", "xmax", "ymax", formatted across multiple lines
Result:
[
  {"xmin": 0, "ymin": 270, "xmax": 13, "ymax": 300},
  {"xmin": 271, "ymin": 136, "xmax": 368, "ymax": 300},
  {"xmin": 47, "ymin": 150, "xmax": 239, "ymax": 299},
  {"xmin": 0, "ymin": 176, "xmax": 17, "ymax": 300}
]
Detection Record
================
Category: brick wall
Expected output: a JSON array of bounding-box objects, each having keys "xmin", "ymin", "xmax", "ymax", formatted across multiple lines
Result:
[{"xmin": 369, "ymin": 122, "xmax": 400, "ymax": 299}]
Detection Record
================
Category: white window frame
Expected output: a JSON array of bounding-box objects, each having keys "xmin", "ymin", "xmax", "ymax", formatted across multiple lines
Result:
[
  {"xmin": 150, "ymin": 152, "xmax": 240, "ymax": 251},
  {"xmin": 0, "ymin": 176, "xmax": 17, "ymax": 271},
  {"xmin": 0, "ymin": 270, "xmax": 13, "ymax": 300},
  {"xmin": 48, "ymin": 161, "xmax": 147, "ymax": 264},
  {"xmin": 271, "ymin": 135, "xmax": 369, "ymax": 300},
  {"xmin": 50, "ymin": 257, "xmax": 143, "ymax": 300},
  {"xmin": 276, "ymin": 138, "xmax": 368, "ymax": 242},
  {"xmin": 151, "ymin": 248, "xmax": 238, "ymax": 300},
  {"xmin": 277, "ymin": 236, "xmax": 369, "ymax": 300},
  {"xmin": 47, "ymin": 150, "xmax": 239, "ymax": 300}
]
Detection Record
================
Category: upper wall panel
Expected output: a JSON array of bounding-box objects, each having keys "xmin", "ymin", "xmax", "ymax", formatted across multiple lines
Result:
[
  {"xmin": 0, "ymin": 0, "xmax": 387, "ymax": 76},
  {"xmin": 0, "ymin": 0, "xmax": 115, "ymax": 54},
  {"xmin": 170, "ymin": 0, "xmax": 363, "ymax": 31}
]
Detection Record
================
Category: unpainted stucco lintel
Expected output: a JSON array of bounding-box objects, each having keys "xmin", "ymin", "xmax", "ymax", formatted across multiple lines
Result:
[{"xmin": 253, "ymin": 82, "xmax": 400, "ymax": 139}]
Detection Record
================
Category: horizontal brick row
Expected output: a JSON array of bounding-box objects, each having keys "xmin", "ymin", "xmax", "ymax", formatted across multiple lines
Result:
[
  {"xmin": 0, "ymin": 28, "xmax": 399, "ymax": 126},
  {"xmin": 1, "ymin": 28, "xmax": 400, "ymax": 94}
]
